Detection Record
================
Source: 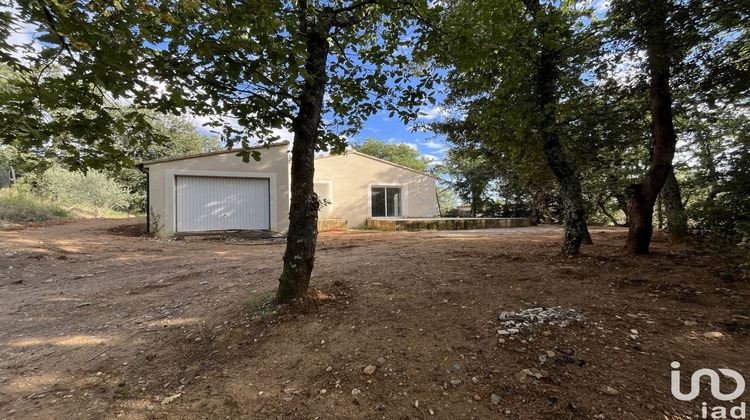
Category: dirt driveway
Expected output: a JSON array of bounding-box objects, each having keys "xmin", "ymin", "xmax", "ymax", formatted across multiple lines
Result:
[{"xmin": 0, "ymin": 219, "xmax": 748, "ymax": 419}]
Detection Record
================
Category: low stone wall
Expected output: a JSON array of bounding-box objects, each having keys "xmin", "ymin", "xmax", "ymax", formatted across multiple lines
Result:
[
  {"xmin": 318, "ymin": 219, "xmax": 348, "ymax": 231},
  {"xmin": 365, "ymin": 218, "xmax": 531, "ymax": 231}
]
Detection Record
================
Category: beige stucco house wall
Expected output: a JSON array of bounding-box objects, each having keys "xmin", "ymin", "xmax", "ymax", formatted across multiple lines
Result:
[
  {"xmin": 311, "ymin": 151, "xmax": 438, "ymax": 227},
  {"xmin": 140, "ymin": 142, "xmax": 290, "ymax": 237}
]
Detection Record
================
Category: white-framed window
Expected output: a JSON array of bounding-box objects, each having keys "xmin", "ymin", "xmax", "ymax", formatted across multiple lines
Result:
[{"xmin": 371, "ymin": 186, "xmax": 402, "ymax": 218}]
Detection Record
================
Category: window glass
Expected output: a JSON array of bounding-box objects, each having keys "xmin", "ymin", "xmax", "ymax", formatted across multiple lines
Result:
[
  {"xmin": 371, "ymin": 187, "xmax": 386, "ymax": 217},
  {"xmin": 387, "ymin": 187, "xmax": 402, "ymax": 217}
]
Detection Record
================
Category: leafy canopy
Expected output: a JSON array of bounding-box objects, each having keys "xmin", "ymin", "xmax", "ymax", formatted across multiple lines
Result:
[
  {"xmin": 351, "ymin": 138, "xmax": 431, "ymax": 172},
  {"xmin": 1, "ymin": 0, "xmax": 436, "ymax": 166}
]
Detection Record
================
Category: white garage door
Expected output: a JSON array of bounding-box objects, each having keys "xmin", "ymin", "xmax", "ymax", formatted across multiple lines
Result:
[{"xmin": 175, "ymin": 176, "xmax": 270, "ymax": 232}]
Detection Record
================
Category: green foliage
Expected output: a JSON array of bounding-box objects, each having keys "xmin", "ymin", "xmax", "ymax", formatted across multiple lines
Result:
[
  {"xmin": 112, "ymin": 113, "xmax": 221, "ymax": 211},
  {"xmin": 436, "ymin": 186, "xmax": 459, "ymax": 214},
  {"xmin": 425, "ymin": 0, "xmax": 604, "ymax": 233},
  {"xmin": 427, "ymin": 0, "xmax": 748, "ymax": 242},
  {"xmin": 38, "ymin": 166, "xmax": 133, "ymax": 213},
  {"xmin": 438, "ymin": 150, "xmax": 496, "ymax": 216},
  {"xmin": 351, "ymin": 138, "xmax": 431, "ymax": 173},
  {"xmin": 606, "ymin": 0, "xmax": 750, "ymax": 238},
  {"xmin": 440, "ymin": 208, "xmax": 472, "ymax": 218},
  {"xmin": 0, "ymin": 187, "xmax": 69, "ymax": 223},
  {"xmin": 2, "ymin": 1, "xmax": 435, "ymax": 156},
  {"xmin": 0, "ymin": 145, "xmax": 50, "ymax": 175},
  {"xmin": 0, "ymin": 55, "xmax": 168, "ymax": 171},
  {"xmin": 686, "ymin": 131, "xmax": 750, "ymax": 239}
]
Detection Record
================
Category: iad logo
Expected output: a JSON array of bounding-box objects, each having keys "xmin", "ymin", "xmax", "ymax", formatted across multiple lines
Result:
[
  {"xmin": 671, "ymin": 361, "xmax": 745, "ymax": 401},
  {"xmin": 671, "ymin": 361, "xmax": 746, "ymax": 419}
]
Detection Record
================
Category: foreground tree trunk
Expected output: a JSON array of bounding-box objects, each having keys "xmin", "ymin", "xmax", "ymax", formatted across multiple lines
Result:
[
  {"xmin": 661, "ymin": 168, "xmax": 688, "ymax": 241},
  {"xmin": 524, "ymin": 0, "xmax": 591, "ymax": 255},
  {"xmin": 542, "ymin": 127, "xmax": 591, "ymax": 254},
  {"xmin": 625, "ymin": 0, "xmax": 678, "ymax": 254},
  {"xmin": 276, "ymin": 6, "xmax": 330, "ymax": 304}
]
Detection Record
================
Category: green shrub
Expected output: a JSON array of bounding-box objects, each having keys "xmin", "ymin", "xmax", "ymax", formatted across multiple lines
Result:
[
  {"xmin": 0, "ymin": 187, "xmax": 69, "ymax": 223},
  {"xmin": 440, "ymin": 208, "xmax": 473, "ymax": 217},
  {"xmin": 38, "ymin": 166, "xmax": 133, "ymax": 213}
]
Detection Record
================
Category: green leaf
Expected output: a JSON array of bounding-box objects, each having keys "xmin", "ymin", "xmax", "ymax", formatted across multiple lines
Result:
[{"xmin": 161, "ymin": 393, "xmax": 181, "ymax": 405}]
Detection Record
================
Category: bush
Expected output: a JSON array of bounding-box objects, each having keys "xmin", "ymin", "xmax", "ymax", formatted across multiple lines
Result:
[
  {"xmin": 38, "ymin": 166, "xmax": 133, "ymax": 213},
  {"xmin": 440, "ymin": 208, "xmax": 473, "ymax": 217},
  {"xmin": 482, "ymin": 201, "xmax": 532, "ymax": 218},
  {"xmin": 0, "ymin": 187, "xmax": 69, "ymax": 223}
]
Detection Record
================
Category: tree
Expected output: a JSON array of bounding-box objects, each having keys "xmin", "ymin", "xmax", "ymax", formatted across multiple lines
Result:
[
  {"xmin": 0, "ymin": 12, "xmax": 168, "ymax": 172},
  {"xmin": 608, "ymin": 0, "xmax": 680, "ymax": 254},
  {"xmin": 660, "ymin": 168, "xmax": 688, "ymax": 240},
  {"xmin": 606, "ymin": 0, "xmax": 748, "ymax": 252},
  {"xmin": 2, "ymin": 1, "xmax": 434, "ymax": 304},
  {"xmin": 441, "ymin": 150, "xmax": 494, "ymax": 217},
  {"xmin": 115, "ymin": 114, "xmax": 221, "ymax": 211},
  {"xmin": 426, "ymin": 0, "xmax": 596, "ymax": 254},
  {"xmin": 679, "ymin": 101, "xmax": 750, "ymax": 240},
  {"xmin": 2, "ymin": 61, "xmax": 217, "ymax": 209},
  {"xmin": 351, "ymin": 138, "xmax": 431, "ymax": 173}
]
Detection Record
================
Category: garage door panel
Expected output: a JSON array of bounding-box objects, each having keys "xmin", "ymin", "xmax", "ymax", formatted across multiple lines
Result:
[{"xmin": 176, "ymin": 176, "xmax": 270, "ymax": 232}]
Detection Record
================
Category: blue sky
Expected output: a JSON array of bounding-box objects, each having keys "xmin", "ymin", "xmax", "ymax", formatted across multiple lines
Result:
[{"xmin": 345, "ymin": 106, "xmax": 449, "ymax": 164}]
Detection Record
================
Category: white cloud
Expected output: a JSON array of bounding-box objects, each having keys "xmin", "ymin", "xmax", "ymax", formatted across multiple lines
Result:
[
  {"xmin": 422, "ymin": 153, "xmax": 444, "ymax": 164},
  {"xmin": 418, "ymin": 139, "xmax": 447, "ymax": 150},
  {"xmin": 271, "ymin": 127, "xmax": 295, "ymax": 147},
  {"xmin": 418, "ymin": 106, "xmax": 448, "ymax": 121}
]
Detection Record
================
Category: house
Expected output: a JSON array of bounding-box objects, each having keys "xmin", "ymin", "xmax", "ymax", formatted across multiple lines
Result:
[
  {"xmin": 139, "ymin": 145, "xmax": 438, "ymax": 237},
  {"xmin": 138, "ymin": 142, "xmax": 290, "ymax": 237},
  {"xmin": 312, "ymin": 151, "xmax": 438, "ymax": 228},
  {"xmin": 456, "ymin": 203, "xmax": 472, "ymax": 213}
]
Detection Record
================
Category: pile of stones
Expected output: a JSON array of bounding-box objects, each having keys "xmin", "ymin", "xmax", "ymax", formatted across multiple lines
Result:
[{"xmin": 496, "ymin": 306, "xmax": 586, "ymax": 336}]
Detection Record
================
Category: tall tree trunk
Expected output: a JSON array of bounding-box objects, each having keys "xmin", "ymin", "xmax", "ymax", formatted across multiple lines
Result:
[
  {"xmin": 525, "ymin": 0, "xmax": 591, "ymax": 255},
  {"xmin": 625, "ymin": 0, "xmax": 678, "ymax": 254},
  {"xmin": 276, "ymin": 9, "xmax": 330, "ymax": 304},
  {"xmin": 661, "ymin": 168, "xmax": 688, "ymax": 241}
]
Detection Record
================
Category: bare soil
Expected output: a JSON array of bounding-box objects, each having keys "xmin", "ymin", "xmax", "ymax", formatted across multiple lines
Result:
[{"xmin": 0, "ymin": 218, "xmax": 748, "ymax": 420}]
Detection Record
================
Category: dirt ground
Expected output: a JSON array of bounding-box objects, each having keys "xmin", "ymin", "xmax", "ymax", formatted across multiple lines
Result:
[{"xmin": 0, "ymin": 218, "xmax": 749, "ymax": 420}]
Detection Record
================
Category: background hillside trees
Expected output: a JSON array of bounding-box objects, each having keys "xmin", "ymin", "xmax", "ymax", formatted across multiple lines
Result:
[{"xmin": 351, "ymin": 138, "xmax": 431, "ymax": 173}]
